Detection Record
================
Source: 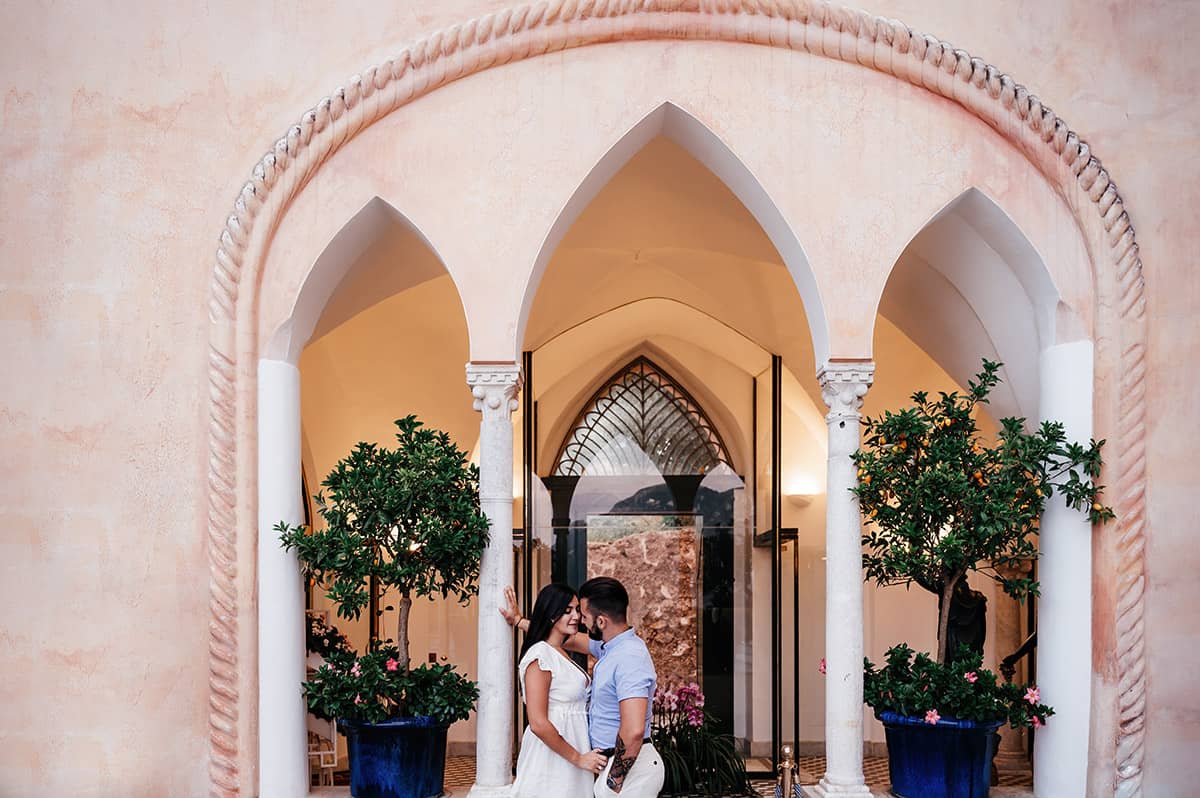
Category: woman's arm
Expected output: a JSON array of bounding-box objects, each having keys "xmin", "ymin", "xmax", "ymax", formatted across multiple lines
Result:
[
  {"xmin": 500, "ymin": 586, "xmax": 592, "ymax": 655},
  {"xmin": 523, "ymin": 664, "xmax": 607, "ymax": 773},
  {"xmin": 500, "ymin": 586, "xmax": 531, "ymax": 634},
  {"xmin": 563, "ymin": 632, "xmax": 592, "ymax": 656}
]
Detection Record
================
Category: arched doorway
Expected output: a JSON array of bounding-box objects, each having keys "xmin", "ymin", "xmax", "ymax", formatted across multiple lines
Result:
[
  {"xmin": 257, "ymin": 196, "xmax": 477, "ymax": 795},
  {"xmin": 538, "ymin": 356, "xmax": 744, "ymax": 737},
  {"xmin": 873, "ymin": 187, "xmax": 1094, "ymax": 794},
  {"xmin": 515, "ymin": 101, "xmax": 826, "ymax": 773}
]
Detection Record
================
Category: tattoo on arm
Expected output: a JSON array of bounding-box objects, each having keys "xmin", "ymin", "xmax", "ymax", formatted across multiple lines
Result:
[{"xmin": 606, "ymin": 735, "xmax": 636, "ymax": 792}]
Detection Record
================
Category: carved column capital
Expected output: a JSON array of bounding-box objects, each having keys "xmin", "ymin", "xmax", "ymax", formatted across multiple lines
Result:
[
  {"xmin": 466, "ymin": 362, "xmax": 522, "ymax": 419},
  {"xmin": 818, "ymin": 361, "xmax": 875, "ymax": 421}
]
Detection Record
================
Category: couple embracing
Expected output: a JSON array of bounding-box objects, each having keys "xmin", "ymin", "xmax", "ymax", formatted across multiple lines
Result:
[{"xmin": 500, "ymin": 577, "xmax": 665, "ymax": 798}]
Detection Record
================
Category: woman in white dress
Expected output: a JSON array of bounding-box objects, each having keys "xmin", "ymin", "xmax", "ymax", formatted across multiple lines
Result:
[{"xmin": 511, "ymin": 584, "xmax": 608, "ymax": 796}]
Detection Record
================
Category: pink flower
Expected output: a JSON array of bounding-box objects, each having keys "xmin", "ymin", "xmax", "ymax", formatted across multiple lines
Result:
[
  {"xmin": 386, "ymin": 658, "xmax": 399, "ymax": 672},
  {"xmin": 1024, "ymin": 686, "xmax": 1041, "ymax": 705},
  {"xmin": 924, "ymin": 709, "xmax": 941, "ymax": 725},
  {"xmin": 818, "ymin": 658, "xmax": 827, "ymax": 674},
  {"xmin": 1031, "ymin": 716, "xmax": 1043, "ymax": 728},
  {"xmin": 350, "ymin": 662, "xmax": 361, "ymax": 677},
  {"xmin": 964, "ymin": 671, "xmax": 978, "ymax": 684},
  {"xmin": 354, "ymin": 694, "xmax": 362, "ymax": 705}
]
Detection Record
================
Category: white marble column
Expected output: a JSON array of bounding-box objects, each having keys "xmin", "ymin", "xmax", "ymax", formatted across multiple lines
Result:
[
  {"xmin": 257, "ymin": 359, "xmax": 309, "ymax": 798},
  {"xmin": 1034, "ymin": 341, "xmax": 1094, "ymax": 797},
  {"xmin": 808, "ymin": 362, "xmax": 874, "ymax": 798},
  {"xmin": 466, "ymin": 362, "xmax": 521, "ymax": 798}
]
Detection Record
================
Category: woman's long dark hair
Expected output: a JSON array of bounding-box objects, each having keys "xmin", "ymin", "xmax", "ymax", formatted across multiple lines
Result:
[{"xmin": 519, "ymin": 583, "xmax": 578, "ymax": 661}]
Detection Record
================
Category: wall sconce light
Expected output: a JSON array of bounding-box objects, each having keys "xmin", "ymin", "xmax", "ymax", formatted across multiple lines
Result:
[
  {"xmin": 786, "ymin": 493, "xmax": 816, "ymax": 508},
  {"xmin": 784, "ymin": 474, "xmax": 821, "ymax": 508}
]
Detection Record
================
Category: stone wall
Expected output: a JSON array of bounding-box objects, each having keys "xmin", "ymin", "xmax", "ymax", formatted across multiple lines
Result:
[{"xmin": 588, "ymin": 522, "xmax": 699, "ymax": 690}]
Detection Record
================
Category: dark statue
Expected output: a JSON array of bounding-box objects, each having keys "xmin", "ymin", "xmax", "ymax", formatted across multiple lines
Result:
[
  {"xmin": 943, "ymin": 579, "xmax": 988, "ymax": 661},
  {"xmin": 914, "ymin": 574, "xmax": 990, "ymax": 660}
]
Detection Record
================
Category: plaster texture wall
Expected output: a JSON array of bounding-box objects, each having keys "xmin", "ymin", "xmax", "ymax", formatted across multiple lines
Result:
[{"xmin": 1, "ymin": 1, "xmax": 1195, "ymax": 795}]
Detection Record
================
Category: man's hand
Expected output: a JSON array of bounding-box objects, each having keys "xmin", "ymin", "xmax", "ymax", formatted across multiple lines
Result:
[{"xmin": 499, "ymin": 586, "xmax": 522, "ymax": 626}]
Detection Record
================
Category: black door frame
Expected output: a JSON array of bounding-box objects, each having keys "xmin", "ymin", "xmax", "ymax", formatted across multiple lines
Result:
[{"xmin": 518, "ymin": 350, "xmax": 792, "ymax": 774}]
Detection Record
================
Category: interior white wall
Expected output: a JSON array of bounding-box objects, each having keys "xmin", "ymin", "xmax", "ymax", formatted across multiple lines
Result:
[{"xmin": 266, "ymin": 197, "xmax": 450, "ymax": 364}]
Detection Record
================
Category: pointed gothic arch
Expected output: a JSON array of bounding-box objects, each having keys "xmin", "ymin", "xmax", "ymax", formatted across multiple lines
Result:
[{"xmin": 553, "ymin": 356, "xmax": 733, "ymax": 478}]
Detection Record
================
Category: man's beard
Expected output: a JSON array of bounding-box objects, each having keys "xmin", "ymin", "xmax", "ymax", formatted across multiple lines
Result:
[{"xmin": 587, "ymin": 621, "xmax": 604, "ymax": 641}]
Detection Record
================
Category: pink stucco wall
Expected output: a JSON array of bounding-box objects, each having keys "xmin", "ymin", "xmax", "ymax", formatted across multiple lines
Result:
[{"xmin": 1, "ymin": 2, "xmax": 1194, "ymax": 795}]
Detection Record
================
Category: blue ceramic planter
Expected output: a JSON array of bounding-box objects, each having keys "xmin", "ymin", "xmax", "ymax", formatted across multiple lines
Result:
[
  {"xmin": 879, "ymin": 711, "xmax": 1002, "ymax": 798},
  {"xmin": 338, "ymin": 716, "xmax": 448, "ymax": 798}
]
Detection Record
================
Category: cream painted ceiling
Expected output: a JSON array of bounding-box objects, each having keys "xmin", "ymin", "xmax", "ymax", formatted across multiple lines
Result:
[{"xmin": 309, "ymin": 134, "xmax": 1040, "ymax": 422}]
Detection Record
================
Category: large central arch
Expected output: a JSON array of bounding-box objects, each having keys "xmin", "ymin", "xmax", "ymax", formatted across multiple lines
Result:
[{"xmin": 204, "ymin": 3, "xmax": 1147, "ymax": 796}]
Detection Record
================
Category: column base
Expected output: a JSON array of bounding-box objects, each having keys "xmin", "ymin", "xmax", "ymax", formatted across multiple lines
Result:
[
  {"xmin": 802, "ymin": 777, "xmax": 875, "ymax": 797},
  {"xmin": 467, "ymin": 783, "xmax": 513, "ymax": 798},
  {"xmin": 994, "ymin": 750, "xmax": 1032, "ymax": 774}
]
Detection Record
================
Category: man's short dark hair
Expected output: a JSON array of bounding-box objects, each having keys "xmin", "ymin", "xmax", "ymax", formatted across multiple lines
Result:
[{"xmin": 578, "ymin": 577, "xmax": 629, "ymax": 623}]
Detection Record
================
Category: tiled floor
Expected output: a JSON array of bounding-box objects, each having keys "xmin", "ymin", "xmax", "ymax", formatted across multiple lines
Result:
[{"xmin": 436, "ymin": 754, "xmax": 1033, "ymax": 792}]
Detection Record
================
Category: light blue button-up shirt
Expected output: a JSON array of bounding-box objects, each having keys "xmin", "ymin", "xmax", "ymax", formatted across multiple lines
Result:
[{"xmin": 588, "ymin": 628, "xmax": 656, "ymax": 749}]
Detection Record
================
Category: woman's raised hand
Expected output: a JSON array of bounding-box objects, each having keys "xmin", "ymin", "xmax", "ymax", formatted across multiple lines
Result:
[
  {"xmin": 574, "ymin": 748, "xmax": 608, "ymax": 775},
  {"xmin": 498, "ymin": 585, "xmax": 522, "ymax": 626}
]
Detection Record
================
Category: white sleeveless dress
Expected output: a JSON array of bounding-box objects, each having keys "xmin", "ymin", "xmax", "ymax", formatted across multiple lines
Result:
[{"xmin": 511, "ymin": 641, "xmax": 593, "ymax": 797}]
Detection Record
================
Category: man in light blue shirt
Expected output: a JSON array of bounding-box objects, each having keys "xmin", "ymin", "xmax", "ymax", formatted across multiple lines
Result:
[
  {"xmin": 587, "ymin": 628, "xmax": 654, "ymax": 749},
  {"xmin": 577, "ymin": 577, "xmax": 663, "ymax": 797}
]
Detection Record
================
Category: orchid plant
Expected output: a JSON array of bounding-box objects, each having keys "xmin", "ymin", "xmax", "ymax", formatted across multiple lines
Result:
[{"xmin": 651, "ymin": 682, "xmax": 751, "ymax": 796}]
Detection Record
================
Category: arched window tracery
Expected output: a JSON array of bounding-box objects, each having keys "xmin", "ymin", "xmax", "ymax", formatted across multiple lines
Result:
[{"xmin": 553, "ymin": 357, "xmax": 732, "ymax": 477}]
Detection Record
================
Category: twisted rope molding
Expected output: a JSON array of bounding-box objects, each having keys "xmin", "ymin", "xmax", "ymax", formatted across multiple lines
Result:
[{"xmin": 205, "ymin": 1, "xmax": 1147, "ymax": 795}]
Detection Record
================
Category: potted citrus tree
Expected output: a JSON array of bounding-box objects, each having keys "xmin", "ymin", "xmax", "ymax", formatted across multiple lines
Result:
[
  {"xmin": 852, "ymin": 360, "xmax": 1112, "ymax": 798},
  {"xmin": 278, "ymin": 415, "xmax": 490, "ymax": 798}
]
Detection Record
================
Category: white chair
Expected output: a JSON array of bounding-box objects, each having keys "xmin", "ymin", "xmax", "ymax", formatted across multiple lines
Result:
[
  {"xmin": 307, "ymin": 713, "xmax": 339, "ymax": 786},
  {"xmin": 305, "ymin": 651, "xmax": 338, "ymax": 786}
]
